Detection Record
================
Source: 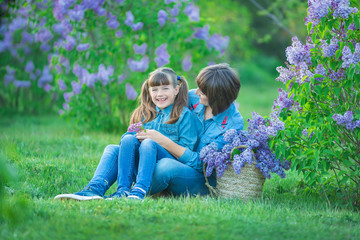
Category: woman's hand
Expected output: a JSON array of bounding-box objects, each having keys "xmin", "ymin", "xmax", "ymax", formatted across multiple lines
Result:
[{"xmin": 136, "ymin": 129, "xmax": 167, "ymax": 144}]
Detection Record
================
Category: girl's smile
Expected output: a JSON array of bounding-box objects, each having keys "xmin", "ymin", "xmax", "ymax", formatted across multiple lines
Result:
[{"xmin": 150, "ymin": 84, "xmax": 179, "ymax": 109}]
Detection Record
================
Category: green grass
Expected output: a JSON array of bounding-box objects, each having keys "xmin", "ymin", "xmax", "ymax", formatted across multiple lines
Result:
[{"xmin": 1, "ymin": 115, "xmax": 359, "ymax": 240}]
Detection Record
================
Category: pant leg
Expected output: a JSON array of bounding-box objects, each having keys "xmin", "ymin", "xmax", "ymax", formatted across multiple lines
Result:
[
  {"xmin": 84, "ymin": 144, "xmax": 119, "ymax": 196},
  {"xmin": 133, "ymin": 139, "xmax": 175, "ymax": 193},
  {"xmin": 149, "ymin": 158, "xmax": 216, "ymax": 196},
  {"xmin": 117, "ymin": 134, "xmax": 140, "ymax": 192}
]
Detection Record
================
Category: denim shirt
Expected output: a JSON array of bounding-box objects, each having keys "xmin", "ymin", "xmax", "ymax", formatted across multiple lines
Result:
[
  {"xmin": 122, "ymin": 104, "xmax": 198, "ymax": 154},
  {"xmin": 178, "ymin": 89, "xmax": 244, "ymax": 172}
]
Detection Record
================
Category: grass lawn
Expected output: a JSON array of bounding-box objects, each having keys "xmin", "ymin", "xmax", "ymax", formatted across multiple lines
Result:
[{"xmin": 1, "ymin": 115, "xmax": 359, "ymax": 240}]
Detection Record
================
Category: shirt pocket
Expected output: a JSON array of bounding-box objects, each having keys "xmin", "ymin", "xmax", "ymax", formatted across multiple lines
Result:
[{"xmin": 160, "ymin": 124, "xmax": 179, "ymax": 142}]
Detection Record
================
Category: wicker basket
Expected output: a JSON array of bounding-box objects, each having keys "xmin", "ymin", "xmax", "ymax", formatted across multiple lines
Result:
[
  {"xmin": 216, "ymin": 162, "xmax": 265, "ymax": 200},
  {"xmin": 204, "ymin": 145, "xmax": 266, "ymax": 200}
]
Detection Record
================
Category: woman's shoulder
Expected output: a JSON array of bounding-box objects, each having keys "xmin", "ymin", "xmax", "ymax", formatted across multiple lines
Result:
[{"xmin": 224, "ymin": 103, "xmax": 244, "ymax": 130}]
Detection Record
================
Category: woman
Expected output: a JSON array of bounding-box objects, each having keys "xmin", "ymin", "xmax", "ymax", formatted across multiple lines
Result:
[
  {"xmin": 140, "ymin": 63, "xmax": 243, "ymax": 196},
  {"xmin": 54, "ymin": 63, "xmax": 243, "ymax": 200}
]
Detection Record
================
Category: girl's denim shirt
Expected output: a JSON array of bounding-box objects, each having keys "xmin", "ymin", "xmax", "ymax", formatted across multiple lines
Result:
[
  {"xmin": 122, "ymin": 104, "xmax": 198, "ymax": 155},
  {"xmin": 178, "ymin": 89, "xmax": 244, "ymax": 172}
]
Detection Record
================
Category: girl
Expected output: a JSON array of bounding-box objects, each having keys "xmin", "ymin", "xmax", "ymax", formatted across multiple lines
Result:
[{"xmin": 54, "ymin": 67, "xmax": 198, "ymax": 201}]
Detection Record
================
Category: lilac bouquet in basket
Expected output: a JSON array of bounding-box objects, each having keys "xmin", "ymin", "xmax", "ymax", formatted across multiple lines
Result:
[{"xmin": 200, "ymin": 112, "xmax": 291, "ymax": 179}]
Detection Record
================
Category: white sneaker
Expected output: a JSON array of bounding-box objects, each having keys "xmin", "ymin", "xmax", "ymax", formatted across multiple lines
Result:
[{"xmin": 54, "ymin": 193, "xmax": 103, "ymax": 201}]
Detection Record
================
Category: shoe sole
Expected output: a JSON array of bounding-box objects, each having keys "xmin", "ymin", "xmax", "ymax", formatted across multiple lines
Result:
[{"xmin": 54, "ymin": 194, "xmax": 103, "ymax": 201}]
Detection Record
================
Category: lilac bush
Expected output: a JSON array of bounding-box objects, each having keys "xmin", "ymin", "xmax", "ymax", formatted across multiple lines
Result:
[
  {"xmin": 273, "ymin": 0, "xmax": 360, "ymax": 202},
  {"xmin": 0, "ymin": 0, "xmax": 229, "ymax": 131},
  {"xmin": 200, "ymin": 112, "xmax": 290, "ymax": 179}
]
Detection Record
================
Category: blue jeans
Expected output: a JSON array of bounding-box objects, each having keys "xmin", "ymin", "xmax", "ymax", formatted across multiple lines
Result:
[
  {"xmin": 83, "ymin": 135, "xmax": 177, "ymax": 195},
  {"xmin": 82, "ymin": 136, "xmax": 216, "ymax": 196}
]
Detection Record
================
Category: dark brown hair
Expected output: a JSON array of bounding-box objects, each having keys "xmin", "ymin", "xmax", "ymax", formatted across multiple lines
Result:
[
  {"xmin": 130, "ymin": 67, "xmax": 189, "ymax": 124},
  {"xmin": 196, "ymin": 63, "xmax": 241, "ymax": 116}
]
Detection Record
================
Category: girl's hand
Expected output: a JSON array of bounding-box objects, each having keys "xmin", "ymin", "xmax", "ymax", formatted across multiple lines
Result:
[{"xmin": 136, "ymin": 129, "xmax": 166, "ymax": 144}]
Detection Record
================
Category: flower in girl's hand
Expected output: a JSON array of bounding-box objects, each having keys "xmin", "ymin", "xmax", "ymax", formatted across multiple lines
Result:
[{"xmin": 127, "ymin": 122, "xmax": 143, "ymax": 133}]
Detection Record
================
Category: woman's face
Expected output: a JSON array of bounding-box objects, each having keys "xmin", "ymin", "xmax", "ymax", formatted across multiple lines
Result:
[
  {"xmin": 195, "ymin": 88, "xmax": 209, "ymax": 106},
  {"xmin": 149, "ymin": 84, "xmax": 179, "ymax": 110}
]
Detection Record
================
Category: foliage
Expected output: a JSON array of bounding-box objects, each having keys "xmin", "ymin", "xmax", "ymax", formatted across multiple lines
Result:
[
  {"xmin": 0, "ymin": 0, "xmax": 229, "ymax": 132},
  {"xmin": 273, "ymin": 0, "xmax": 360, "ymax": 205}
]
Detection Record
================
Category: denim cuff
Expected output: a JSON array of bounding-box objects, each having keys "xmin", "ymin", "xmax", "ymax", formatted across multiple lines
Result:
[{"xmin": 177, "ymin": 148, "xmax": 192, "ymax": 164}]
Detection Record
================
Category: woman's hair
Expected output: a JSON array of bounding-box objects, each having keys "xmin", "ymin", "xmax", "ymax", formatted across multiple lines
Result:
[
  {"xmin": 196, "ymin": 63, "xmax": 241, "ymax": 116},
  {"xmin": 130, "ymin": 67, "xmax": 189, "ymax": 124}
]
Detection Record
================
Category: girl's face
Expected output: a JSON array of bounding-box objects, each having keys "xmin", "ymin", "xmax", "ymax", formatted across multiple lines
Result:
[
  {"xmin": 149, "ymin": 84, "xmax": 179, "ymax": 110},
  {"xmin": 195, "ymin": 88, "xmax": 209, "ymax": 106}
]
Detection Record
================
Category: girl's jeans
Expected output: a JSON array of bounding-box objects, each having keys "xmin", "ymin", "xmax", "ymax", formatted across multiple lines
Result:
[{"xmin": 83, "ymin": 137, "xmax": 215, "ymax": 196}]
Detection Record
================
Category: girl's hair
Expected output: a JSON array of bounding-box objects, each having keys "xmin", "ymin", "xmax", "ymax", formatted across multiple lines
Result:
[
  {"xmin": 130, "ymin": 67, "xmax": 189, "ymax": 124},
  {"xmin": 196, "ymin": 63, "xmax": 241, "ymax": 116}
]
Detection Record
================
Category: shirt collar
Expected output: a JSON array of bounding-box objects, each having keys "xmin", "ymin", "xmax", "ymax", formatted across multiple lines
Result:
[{"xmin": 156, "ymin": 104, "xmax": 173, "ymax": 115}]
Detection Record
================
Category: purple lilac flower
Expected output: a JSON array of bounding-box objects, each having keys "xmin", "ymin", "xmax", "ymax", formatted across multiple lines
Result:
[
  {"xmin": 275, "ymin": 65, "xmax": 295, "ymax": 85},
  {"xmin": 286, "ymin": 37, "xmax": 311, "ymax": 66},
  {"xmin": 128, "ymin": 56, "xmax": 149, "ymax": 72},
  {"xmin": 328, "ymin": 69, "xmax": 346, "ymax": 81},
  {"xmin": 64, "ymin": 92, "xmax": 72, "ymax": 102},
  {"xmin": 126, "ymin": 83, "xmax": 138, "ymax": 100},
  {"xmin": 72, "ymin": 63, "xmax": 83, "ymax": 78},
  {"xmin": 38, "ymin": 66, "xmax": 53, "ymax": 87},
  {"xmin": 125, "ymin": 11, "xmax": 134, "ymax": 26},
  {"xmin": 13, "ymin": 80, "xmax": 31, "ymax": 88},
  {"xmin": 97, "ymin": 64, "xmax": 114, "ymax": 86},
  {"xmin": 80, "ymin": 69, "xmax": 97, "ymax": 87},
  {"xmin": 21, "ymin": 31, "xmax": 34, "ymax": 44},
  {"xmin": 158, "ymin": 10, "xmax": 168, "ymax": 27},
  {"xmin": 193, "ymin": 25, "xmax": 209, "ymax": 40},
  {"xmin": 332, "ymin": 0, "xmax": 353, "ymax": 19},
  {"xmin": 63, "ymin": 103, "xmax": 69, "ymax": 111},
  {"xmin": 94, "ymin": 7, "xmax": 106, "ymax": 16},
  {"xmin": 246, "ymin": 139, "xmax": 260, "ymax": 150},
  {"xmin": 321, "ymin": 39, "xmax": 339, "ymax": 57},
  {"xmin": 71, "ymin": 81, "xmax": 82, "ymax": 95},
  {"xmin": 184, "ymin": 3, "xmax": 200, "ymax": 22},
  {"xmin": 68, "ymin": 5, "xmax": 84, "ymax": 22},
  {"xmin": 25, "ymin": 61, "xmax": 34, "ymax": 73},
  {"xmin": 115, "ymin": 30, "xmax": 123, "ymax": 38},
  {"xmin": 206, "ymin": 34, "xmax": 229, "ymax": 55},
  {"xmin": 342, "ymin": 45, "xmax": 353, "ymax": 68},
  {"xmin": 58, "ymin": 79, "xmax": 67, "ymax": 90},
  {"xmin": 314, "ymin": 64, "xmax": 326, "ymax": 81},
  {"xmin": 40, "ymin": 43, "xmax": 51, "ymax": 52},
  {"xmin": 81, "ymin": 0, "xmax": 104, "ymax": 9},
  {"xmin": 353, "ymin": 43, "xmax": 360, "ymax": 63},
  {"xmin": 59, "ymin": 110, "xmax": 64, "ymax": 115},
  {"xmin": 165, "ymin": 0, "xmax": 176, "ymax": 4},
  {"xmin": 155, "ymin": 44, "xmax": 170, "ymax": 67},
  {"xmin": 35, "ymin": 28, "xmax": 53, "ymax": 43},
  {"xmin": 273, "ymin": 88, "xmax": 294, "ymax": 113},
  {"xmin": 118, "ymin": 74, "xmax": 126, "ymax": 84},
  {"xmin": 170, "ymin": 5, "xmax": 180, "ymax": 16},
  {"xmin": 8, "ymin": 17, "xmax": 27, "ymax": 32},
  {"xmin": 107, "ymin": 19, "xmax": 120, "ymax": 29},
  {"xmin": 43, "ymin": 84, "xmax": 52, "ymax": 92},
  {"xmin": 131, "ymin": 22, "xmax": 143, "ymax": 31},
  {"xmin": 76, "ymin": 43, "xmax": 90, "ymax": 52},
  {"xmin": 182, "ymin": 55, "xmax": 192, "ymax": 72},
  {"xmin": 223, "ymin": 129, "xmax": 238, "ymax": 143},
  {"xmin": 133, "ymin": 43, "xmax": 147, "ymax": 55},
  {"xmin": 63, "ymin": 36, "xmax": 76, "ymax": 51},
  {"xmin": 128, "ymin": 122, "xmax": 143, "ymax": 133}
]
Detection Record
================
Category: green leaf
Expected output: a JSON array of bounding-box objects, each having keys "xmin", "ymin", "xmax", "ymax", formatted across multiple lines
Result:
[
  {"xmin": 355, "ymin": 14, "xmax": 360, "ymax": 29},
  {"xmin": 307, "ymin": 22, "xmax": 313, "ymax": 34},
  {"xmin": 335, "ymin": 49, "xmax": 341, "ymax": 60}
]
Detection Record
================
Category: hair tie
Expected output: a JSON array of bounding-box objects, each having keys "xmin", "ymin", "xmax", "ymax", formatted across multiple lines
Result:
[{"xmin": 177, "ymin": 76, "xmax": 181, "ymax": 81}]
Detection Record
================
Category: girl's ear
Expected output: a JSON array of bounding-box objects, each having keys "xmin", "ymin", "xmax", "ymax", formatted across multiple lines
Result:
[{"xmin": 174, "ymin": 85, "xmax": 180, "ymax": 95}]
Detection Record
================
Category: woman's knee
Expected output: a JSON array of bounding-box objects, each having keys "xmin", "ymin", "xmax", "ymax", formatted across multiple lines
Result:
[{"xmin": 104, "ymin": 144, "xmax": 119, "ymax": 153}]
